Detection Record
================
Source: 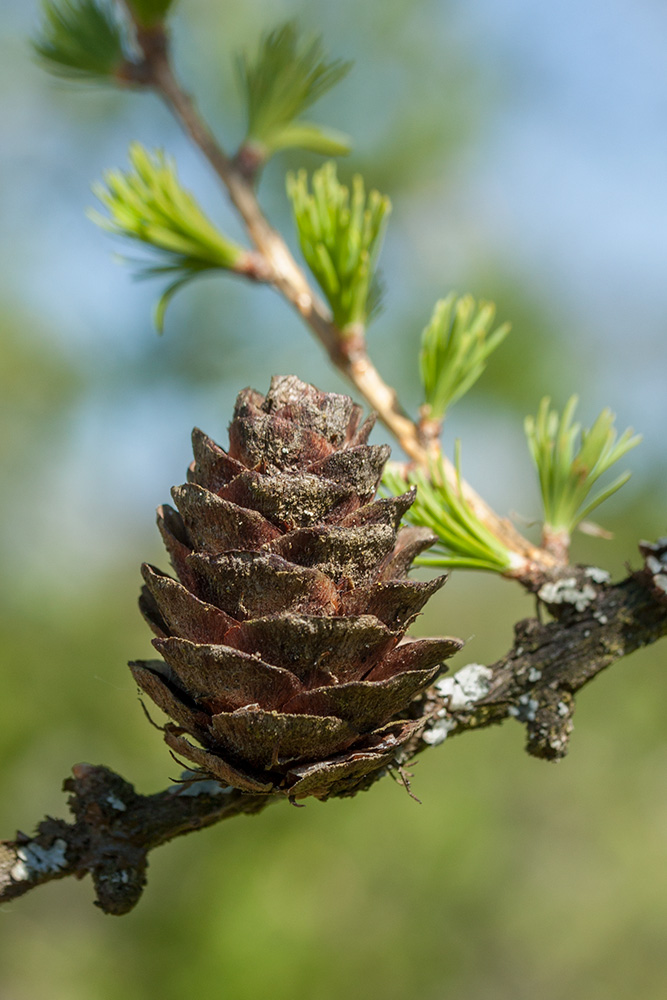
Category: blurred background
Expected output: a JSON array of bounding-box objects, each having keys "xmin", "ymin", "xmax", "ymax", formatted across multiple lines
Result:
[{"xmin": 1, "ymin": 0, "xmax": 666, "ymax": 997}]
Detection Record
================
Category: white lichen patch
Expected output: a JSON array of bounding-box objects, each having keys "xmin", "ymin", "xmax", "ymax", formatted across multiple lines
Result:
[
  {"xmin": 557, "ymin": 701, "xmax": 570, "ymax": 717},
  {"xmin": 641, "ymin": 542, "xmax": 667, "ymax": 594},
  {"xmin": 585, "ymin": 567, "xmax": 611, "ymax": 584},
  {"xmin": 538, "ymin": 577, "xmax": 596, "ymax": 612},
  {"xmin": 547, "ymin": 732, "xmax": 568, "ymax": 754},
  {"xmin": 106, "ymin": 793, "xmax": 127, "ymax": 812},
  {"xmin": 643, "ymin": 546, "xmax": 667, "ymax": 593},
  {"xmin": 646, "ymin": 554, "xmax": 667, "ymax": 575},
  {"xmin": 434, "ymin": 663, "xmax": 493, "ymax": 712},
  {"xmin": 527, "ymin": 667, "xmax": 542, "ymax": 683},
  {"xmin": 508, "ymin": 694, "xmax": 539, "ymax": 723},
  {"xmin": 422, "ymin": 717, "xmax": 457, "ymax": 746},
  {"xmin": 647, "ymin": 558, "xmax": 667, "ymax": 594},
  {"xmin": 96, "ymin": 869, "xmax": 132, "ymax": 887},
  {"xmin": 11, "ymin": 839, "xmax": 68, "ymax": 882}
]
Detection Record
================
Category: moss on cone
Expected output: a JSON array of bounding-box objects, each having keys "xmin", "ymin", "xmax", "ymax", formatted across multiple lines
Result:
[{"xmin": 131, "ymin": 376, "xmax": 461, "ymax": 799}]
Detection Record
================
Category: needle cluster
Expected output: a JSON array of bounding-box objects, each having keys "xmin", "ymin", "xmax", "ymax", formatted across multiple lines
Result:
[
  {"xmin": 287, "ymin": 162, "xmax": 391, "ymax": 331},
  {"xmin": 419, "ymin": 293, "xmax": 509, "ymax": 423},
  {"xmin": 34, "ymin": 0, "xmax": 125, "ymax": 82},
  {"xmin": 90, "ymin": 144, "xmax": 245, "ymax": 330},
  {"xmin": 238, "ymin": 22, "xmax": 351, "ymax": 162},
  {"xmin": 383, "ymin": 448, "xmax": 519, "ymax": 573},
  {"xmin": 524, "ymin": 396, "xmax": 641, "ymax": 535}
]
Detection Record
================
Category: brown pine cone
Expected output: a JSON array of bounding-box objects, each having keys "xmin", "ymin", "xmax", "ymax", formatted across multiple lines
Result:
[{"xmin": 131, "ymin": 376, "xmax": 461, "ymax": 799}]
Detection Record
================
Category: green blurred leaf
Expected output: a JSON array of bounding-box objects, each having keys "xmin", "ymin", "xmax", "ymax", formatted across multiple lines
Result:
[
  {"xmin": 524, "ymin": 396, "xmax": 641, "ymax": 535},
  {"xmin": 420, "ymin": 293, "xmax": 510, "ymax": 422},
  {"xmin": 33, "ymin": 0, "xmax": 126, "ymax": 82},
  {"xmin": 238, "ymin": 21, "xmax": 351, "ymax": 161},
  {"xmin": 287, "ymin": 161, "xmax": 391, "ymax": 331},
  {"xmin": 90, "ymin": 143, "xmax": 247, "ymax": 331}
]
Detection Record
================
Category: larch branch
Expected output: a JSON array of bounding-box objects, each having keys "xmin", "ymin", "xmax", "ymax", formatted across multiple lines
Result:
[
  {"xmin": 130, "ymin": 26, "xmax": 550, "ymax": 577},
  {"xmin": 3, "ymin": 551, "xmax": 664, "ymax": 914}
]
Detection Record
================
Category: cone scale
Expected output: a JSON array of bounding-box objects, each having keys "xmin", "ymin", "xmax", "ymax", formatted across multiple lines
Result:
[{"xmin": 132, "ymin": 377, "xmax": 461, "ymax": 799}]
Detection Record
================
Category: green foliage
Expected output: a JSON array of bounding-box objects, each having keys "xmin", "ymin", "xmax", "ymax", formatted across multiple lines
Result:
[
  {"xmin": 89, "ymin": 143, "xmax": 246, "ymax": 331},
  {"xmin": 124, "ymin": 0, "xmax": 176, "ymax": 27},
  {"xmin": 524, "ymin": 396, "xmax": 641, "ymax": 534},
  {"xmin": 420, "ymin": 293, "xmax": 510, "ymax": 422},
  {"xmin": 238, "ymin": 21, "xmax": 351, "ymax": 160},
  {"xmin": 33, "ymin": 0, "xmax": 126, "ymax": 82},
  {"xmin": 287, "ymin": 161, "xmax": 391, "ymax": 331},
  {"xmin": 382, "ymin": 448, "xmax": 518, "ymax": 573}
]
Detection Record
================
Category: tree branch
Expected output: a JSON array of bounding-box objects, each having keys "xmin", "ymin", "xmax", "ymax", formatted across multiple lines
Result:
[
  {"xmin": 11, "ymin": 19, "xmax": 663, "ymax": 918},
  {"xmin": 125, "ymin": 26, "xmax": 553, "ymax": 578},
  {"xmin": 3, "ymin": 547, "xmax": 664, "ymax": 914},
  {"xmin": 0, "ymin": 764, "xmax": 272, "ymax": 915},
  {"xmin": 412, "ymin": 551, "xmax": 667, "ymax": 759}
]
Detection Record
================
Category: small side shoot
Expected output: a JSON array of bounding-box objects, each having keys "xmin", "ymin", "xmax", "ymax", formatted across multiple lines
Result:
[
  {"xmin": 238, "ymin": 22, "xmax": 351, "ymax": 168},
  {"xmin": 383, "ymin": 448, "xmax": 521, "ymax": 574},
  {"xmin": 89, "ymin": 144, "xmax": 251, "ymax": 330},
  {"xmin": 420, "ymin": 293, "xmax": 509, "ymax": 425},
  {"xmin": 287, "ymin": 161, "xmax": 391, "ymax": 333},
  {"xmin": 33, "ymin": 0, "xmax": 126, "ymax": 83},
  {"xmin": 524, "ymin": 395, "xmax": 641, "ymax": 553}
]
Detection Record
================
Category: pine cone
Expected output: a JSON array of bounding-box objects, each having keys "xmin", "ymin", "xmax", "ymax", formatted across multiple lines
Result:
[{"xmin": 131, "ymin": 376, "xmax": 461, "ymax": 799}]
